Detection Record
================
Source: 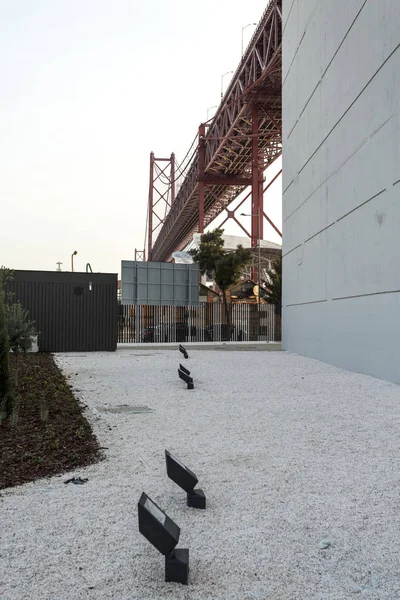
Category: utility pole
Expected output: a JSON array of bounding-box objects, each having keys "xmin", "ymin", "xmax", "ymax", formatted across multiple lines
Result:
[{"xmin": 56, "ymin": 262, "xmax": 63, "ymax": 272}]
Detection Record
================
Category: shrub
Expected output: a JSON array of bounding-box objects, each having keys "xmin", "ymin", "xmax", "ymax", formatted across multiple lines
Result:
[
  {"xmin": 6, "ymin": 303, "xmax": 38, "ymax": 391},
  {"xmin": 0, "ymin": 277, "xmax": 11, "ymax": 420},
  {"xmin": 7, "ymin": 303, "xmax": 37, "ymax": 354}
]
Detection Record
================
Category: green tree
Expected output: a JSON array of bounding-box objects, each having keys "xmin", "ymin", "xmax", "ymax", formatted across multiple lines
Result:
[
  {"xmin": 190, "ymin": 228, "xmax": 251, "ymax": 325},
  {"xmin": 264, "ymin": 255, "xmax": 282, "ymax": 307},
  {"xmin": 189, "ymin": 229, "xmax": 225, "ymax": 278}
]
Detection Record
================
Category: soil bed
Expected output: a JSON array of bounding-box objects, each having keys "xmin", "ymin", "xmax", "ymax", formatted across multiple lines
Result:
[{"xmin": 0, "ymin": 353, "xmax": 101, "ymax": 490}]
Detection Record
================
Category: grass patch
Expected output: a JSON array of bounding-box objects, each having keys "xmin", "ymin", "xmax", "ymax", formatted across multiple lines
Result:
[{"xmin": 0, "ymin": 353, "xmax": 101, "ymax": 490}]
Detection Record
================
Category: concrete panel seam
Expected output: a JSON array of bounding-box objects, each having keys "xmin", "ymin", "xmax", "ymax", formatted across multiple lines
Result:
[
  {"xmin": 332, "ymin": 289, "xmax": 400, "ymax": 302},
  {"xmin": 320, "ymin": 0, "xmax": 367, "ymax": 81},
  {"xmin": 282, "ymin": 243, "xmax": 302, "ymax": 259},
  {"xmin": 282, "ymin": 0, "xmax": 296, "ymax": 34},
  {"xmin": 285, "ymin": 186, "xmax": 386, "ymax": 246},
  {"xmin": 298, "ymin": 42, "xmax": 400, "ymax": 177},
  {"xmin": 286, "ymin": 80, "xmax": 319, "ymax": 139},
  {"xmin": 284, "ymin": 115, "xmax": 394, "ymax": 223},
  {"xmin": 304, "ymin": 222, "xmax": 335, "ymax": 244},
  {"xmin": 286, "ymin": 0, "xmax": 368, "ymax": 139},
  {"xmin": 286, "ymin": 299, "xmax": 327, "ymax": 307},
  {"xmin": 283, "ymin": 177, "xmax": 294, "ymax": 196},
  {"xmin": 336, "ymin": 188, "xmax": 386, "ymax": 222},
  {"xmin": 283, "ymin": 30, "xmax": 306, "ymax": 88},
  {"xmin": 283, "ymin": 2, "xmax": 319, "ymax": 87}
]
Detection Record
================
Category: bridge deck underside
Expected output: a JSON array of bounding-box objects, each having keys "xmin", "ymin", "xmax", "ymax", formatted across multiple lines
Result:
[{"xmin": 151, "ymin": 1, "xmax": 282, "ymax": 262}]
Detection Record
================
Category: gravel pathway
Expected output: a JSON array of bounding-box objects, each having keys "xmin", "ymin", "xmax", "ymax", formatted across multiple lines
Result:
[{"xmin": 1, "ymin": 349, "xmax": 400, "ymax": 599}]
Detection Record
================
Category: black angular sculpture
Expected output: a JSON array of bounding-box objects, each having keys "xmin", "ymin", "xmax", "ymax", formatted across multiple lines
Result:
[
  {"xmin": 178, "ymin": 368, "xmax": 194, "ymax": 390},
  {"xmin": 165, "ymin": 450, "xmax": 206, "ymax": 509},
  {"xmin": 138, "ymin": 492, "xmax": 189, "ymax": 584},
  {"xmin": 179, "ymin": 344, "xmax": 189, "ymax": 359},
  {"xmin": 179, "ymin": 363, "xmax": 190, "ymax": 376}
]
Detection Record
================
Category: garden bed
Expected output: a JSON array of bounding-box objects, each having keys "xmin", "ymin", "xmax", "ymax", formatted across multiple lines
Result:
[{"xmin": 0, "ymin": 353, "xmax": 101, "ymax": 490}]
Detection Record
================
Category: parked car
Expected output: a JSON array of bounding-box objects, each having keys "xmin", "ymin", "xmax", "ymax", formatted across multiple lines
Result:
[
  {"xmin": 142, "ymin": 322, "xmax": 196, "ymax": 343},
  {"xmin": 141, "ymin": 325, "xmax": 159, "ymax": 343},
  {"xmin": 203, "ymin": 324, "xmax": 245, "ymax": 342}
]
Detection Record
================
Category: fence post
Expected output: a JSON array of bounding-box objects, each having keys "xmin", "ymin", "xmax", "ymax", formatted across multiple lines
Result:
[
  {"xmin": 272, "ymin": 304, "xmax": 275, "ymax": 342},
  {"xmin": 135, "ymin": 305, "xmax": 139, "ymax": 343}
]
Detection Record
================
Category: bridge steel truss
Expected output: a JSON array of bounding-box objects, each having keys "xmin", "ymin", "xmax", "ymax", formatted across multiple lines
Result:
[{"xmin": 147, "ymin": 0, "xmax": 282, "ymax": 276}]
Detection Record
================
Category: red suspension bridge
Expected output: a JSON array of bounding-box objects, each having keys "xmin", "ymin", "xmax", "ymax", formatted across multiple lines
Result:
[{"xmin": 141, "ymin": 0, "xmax": 282, "ymax": 281}]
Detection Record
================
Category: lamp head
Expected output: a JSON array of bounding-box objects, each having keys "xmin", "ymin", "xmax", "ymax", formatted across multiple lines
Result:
[
  {"xmin": 138, "ymin": 492, "xmax": 180, "ymax": 556},
  {"xmin": 165, "ymin": 450, "xmax": 198, "ymax": 492}
]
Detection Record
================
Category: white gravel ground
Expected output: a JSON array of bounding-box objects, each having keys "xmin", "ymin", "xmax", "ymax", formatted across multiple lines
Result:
[{"xmin": 2, "ymin": 349, "xmax": 400, "ymax": 600}]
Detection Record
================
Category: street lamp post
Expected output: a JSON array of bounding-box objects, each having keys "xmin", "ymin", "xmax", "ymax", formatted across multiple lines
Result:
[
  {"xmin": 206, "ymin": 105, "xmax": 218, "ymax": 120},
  {"xmin": 241, "ymin": 23, "xmax": 257, "ymax": 57},
  {"xmin": 220, "ymin": 71, "xmax": 234, "ymax": 99},
  {"xmin": 241, "ymin": 210, "xmax": 262, "ymax": 340},
  {"xmin": 240, "ymin": 209, "xmax": 261, "ymax": 309},
  {"xmin": 71, "ymin": 250, "xmax": 78, "ymax": 272}
]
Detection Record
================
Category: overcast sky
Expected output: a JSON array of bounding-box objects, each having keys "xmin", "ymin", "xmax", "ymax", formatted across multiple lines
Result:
[{"xmin": 1, "ymin": 0, "xmax": 281, "ymax": 275}]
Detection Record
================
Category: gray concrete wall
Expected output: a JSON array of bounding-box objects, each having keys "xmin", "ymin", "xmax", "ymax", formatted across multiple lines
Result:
[{"xmin": 282, "ymin": 0, "xmax": 400, "ymax": 383}]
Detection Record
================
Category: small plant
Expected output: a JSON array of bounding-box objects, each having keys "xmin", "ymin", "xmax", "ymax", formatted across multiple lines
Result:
[
  {"xmin": 0, "ymin": 269, "xmax": 38, "ymax": 424},
  {"xmin": 9, "ymin": 394, "xmax": 21, "ymax": 427},
  {"xmin": 7, "ymin": 303, "xmax": 37, "ymax": 354},
  {"xmin": 23, "ymin": 451, "xmax": 36, "ymax": 460},
  {"xmin": 0, "ymin": 271, "xmax": 11, "ymax": 421},
  {"xmin": 75, "ymin": 423, "xmax": 86, "ymax": 439},
  {"xmin": 6, "ymin": 303, "xmax": 38, "ymax": 389},
  {"xmin": 39, "ymin": 395, "xmax": 49, "ymax": 422}
]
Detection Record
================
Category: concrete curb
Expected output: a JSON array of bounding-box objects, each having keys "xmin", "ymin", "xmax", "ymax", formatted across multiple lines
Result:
[{"xmin": 117, "ymin": 341, "xmax": 282, "ymax": 351}]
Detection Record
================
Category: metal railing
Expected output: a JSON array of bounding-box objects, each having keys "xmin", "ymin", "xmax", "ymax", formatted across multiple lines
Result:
[{"xmin": 118, "ymin": 303, "xmax": 279, "ymax": 344}]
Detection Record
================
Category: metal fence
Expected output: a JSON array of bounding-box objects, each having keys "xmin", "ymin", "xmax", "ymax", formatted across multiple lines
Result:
[{"xmin": 118, "ymin": 303, "xmax": 278, "ymax": 344}]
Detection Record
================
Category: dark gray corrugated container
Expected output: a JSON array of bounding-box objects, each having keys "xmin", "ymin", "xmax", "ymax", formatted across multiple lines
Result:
[{"xmin": 7, "ymin": 270, "xmax": 117, "ymax": 352}]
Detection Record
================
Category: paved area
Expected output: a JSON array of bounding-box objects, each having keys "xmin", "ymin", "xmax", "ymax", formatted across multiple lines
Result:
[{"xmin": 1, "ymin": 349, "xmax": 400, "ymax": 599}]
